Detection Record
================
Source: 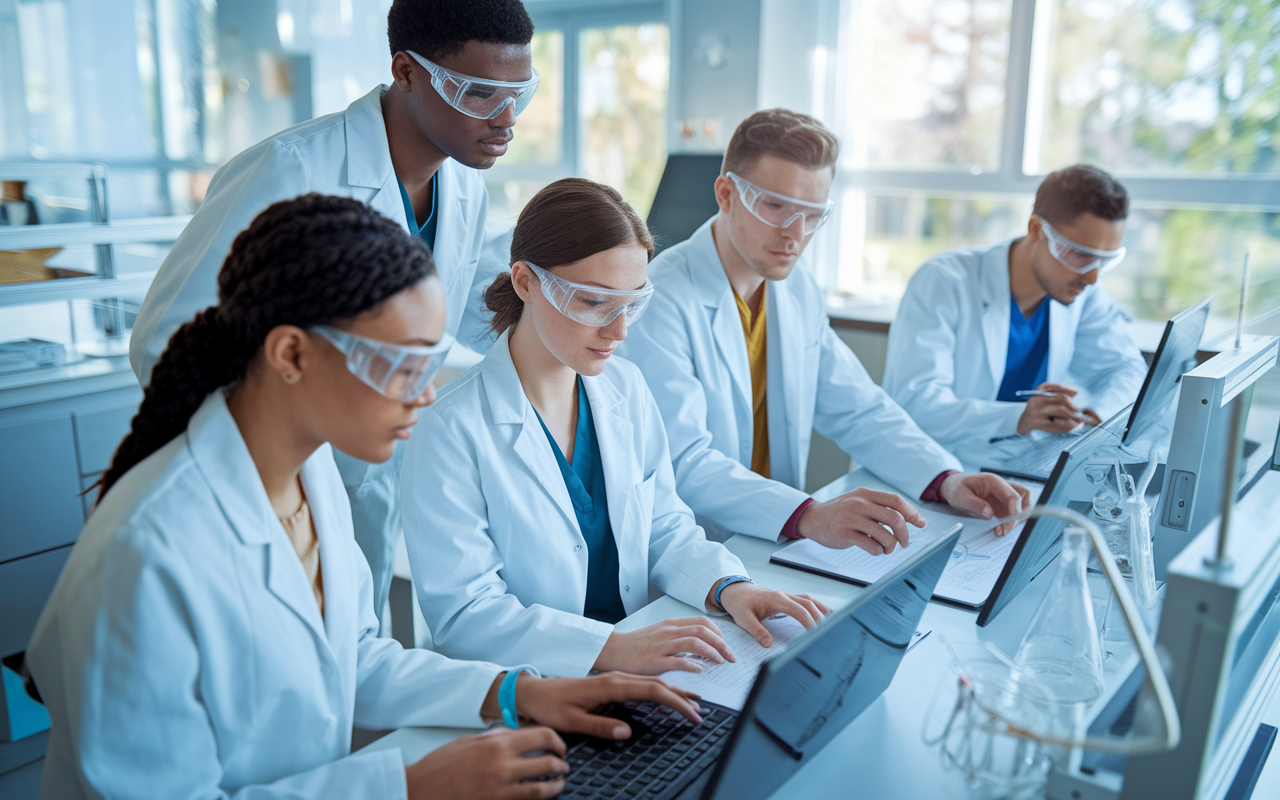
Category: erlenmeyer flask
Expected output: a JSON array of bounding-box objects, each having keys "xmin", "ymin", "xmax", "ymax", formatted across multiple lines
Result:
[{"xmin": 1012, "ymin": 526, "xmax": 1105, "ymax": 706}]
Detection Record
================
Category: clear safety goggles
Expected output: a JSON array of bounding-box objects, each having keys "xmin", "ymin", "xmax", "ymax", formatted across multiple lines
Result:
[
  {"xmin": 1038, "ymin": 216, "xmax": 1126, "ymax": 275},
  {"xmin": 727, "ymin": 171, "xmax": 834, "ymax": 235},
  {"xmin": 311, "ymin": 325, "xmax": 453, "ymax": 403},
  {"xmin": 408, "ymin": 51, "xmax": 539, "ymax": 120},
  {"xmin": 524, "ymin": 261, "xmax": 654, "ymax": 328}
]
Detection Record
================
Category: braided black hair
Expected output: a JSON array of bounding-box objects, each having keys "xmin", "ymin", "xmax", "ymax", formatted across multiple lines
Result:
[{"xmin": 98, "ymin": 193, "xmax": 436, "ymax": 502}]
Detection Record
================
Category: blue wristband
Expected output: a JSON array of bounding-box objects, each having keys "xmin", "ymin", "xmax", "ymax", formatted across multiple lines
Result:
[
  {"xmin": 713, "ymin": 575, "xmax": 753, "ymax": 610},
  {"xmin": 499, "ymin": 667, "xmax": 534, "ymax": 729}
]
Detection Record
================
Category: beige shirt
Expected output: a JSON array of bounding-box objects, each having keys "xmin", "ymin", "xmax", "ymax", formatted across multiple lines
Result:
[{"xmin": 279, "ymin": 489, "xmax": 324, "ymax": 617}]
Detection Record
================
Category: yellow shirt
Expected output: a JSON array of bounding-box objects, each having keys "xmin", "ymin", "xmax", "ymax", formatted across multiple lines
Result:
[{"xmin": 735, "ymin": 285, "xmax": 769, "ymax": 478}]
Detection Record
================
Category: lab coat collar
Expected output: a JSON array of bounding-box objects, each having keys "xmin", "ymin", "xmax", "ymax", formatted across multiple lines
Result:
[
  {"xmin": 186, "ymin": 390, "xmax": 279, "ymax": 547},
  {"xmin": 186, "ymin": 391, "xmax": 338, "ymax": 648},
  {"xmin": 979, "ymin": 238, "xmax": 1017, "ymax": 387},
  {"xmin": 481, "ymin": 331, "xmax": 579, "ymax": 530},
  {"xmin": 343, "ymin": 86, "xmax": 395, "ymax": 190},
  {"xmin": 685, "ymin": 216, "xmax": 753, "ymax": 416}
]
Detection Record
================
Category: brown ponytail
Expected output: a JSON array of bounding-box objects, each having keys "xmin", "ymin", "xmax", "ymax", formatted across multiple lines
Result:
[{"xmin": 485, "ymin": 178, "xmax": 654, "ymax": 334}]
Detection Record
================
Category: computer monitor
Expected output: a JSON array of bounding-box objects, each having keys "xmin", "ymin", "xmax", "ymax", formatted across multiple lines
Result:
[
  {"xmin": 1122, "ymin": 296, "xmax": 1211, "ymax": 446},
  {"xmin": 646, "ymin": 154, "xmax": 724, "ymax": 256},
  {"xmin": 977, "ymin": 408, "xmax": 1132, "ymax": 627},
  {"xmin": 697, "ymin": 528, "xmax": 960, "ymax": 800}
]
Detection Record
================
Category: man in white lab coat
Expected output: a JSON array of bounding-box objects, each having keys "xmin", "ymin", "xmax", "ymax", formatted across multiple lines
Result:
[
  {"xmin": 882, "ymin": 165, "xmax": 1147, "ymax": 465},
  {"xmin": 624, "ymin": 109, "xmax": 1027, "ymax": 555},
  {"xmin": 130, "ymin": 0, "xmax": 538, "ymax": 624}
]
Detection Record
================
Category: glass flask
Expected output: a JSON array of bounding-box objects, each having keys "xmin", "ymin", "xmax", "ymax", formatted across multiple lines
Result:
[{"xmin": 1012, "ymin": 526, "xmax": 1106, "ymax": 711}]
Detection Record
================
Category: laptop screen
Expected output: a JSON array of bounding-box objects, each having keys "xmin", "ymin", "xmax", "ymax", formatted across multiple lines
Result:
[
  {"xmin": 702, "ymin": 528, "xmax": 958, "ymax": 800},
  {"xmin": 1123, "ymin": 296, "xmax": 1210, "ymax": 446}
]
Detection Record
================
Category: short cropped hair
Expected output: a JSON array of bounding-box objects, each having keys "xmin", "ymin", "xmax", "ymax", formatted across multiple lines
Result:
[
  {"xmin": 388, "ymin": 0, "xmax": 534, "ymax": 62},
  {"xmin": 1032, "ymin": 165, "xmax": 1129, "ymax": 226},
  {"xmin": 722, "ymin": 109, "xmax": 840, "ymax": 177}
]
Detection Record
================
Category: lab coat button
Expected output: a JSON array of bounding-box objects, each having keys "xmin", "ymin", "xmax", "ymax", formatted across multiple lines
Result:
[
  {"xmin": 624, "ymin": 585, "xmax": 630, "ymax": 593},
  {"xmin": 575, "ymin": 544, "xmax": 583, "ymax": 552}
]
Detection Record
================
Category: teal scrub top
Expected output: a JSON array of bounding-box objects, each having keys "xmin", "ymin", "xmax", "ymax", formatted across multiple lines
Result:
[
  {"xmin": 398, "ymin": 175, "xmax": 438, "ymax": 251},
  {"xmin": 997, "ymin": 295, "xmax": 1050, "ymax": 402},
  {"xmin": 534, "ymin": 378, "xmax": 627, "ymax": 624}
]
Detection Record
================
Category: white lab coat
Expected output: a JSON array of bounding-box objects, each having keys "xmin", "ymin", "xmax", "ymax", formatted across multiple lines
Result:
[
  {"xmin": 27, "ymin": 391, "xmax": 513, "ymax": 800},
  {"xmin": 882, "ymin": 238, "xmax": 1146, "ymax": 465},
  {"xmin": 127, "ymin": 85, "xmax": 505, "ymax": 626},
  {"xmin": 401, "ymin": 330, "xmax": 746, "ymax": 677},
  {"xmin": 621, "ymin": 217, "xmax": 962, "ymax": 544},
  {"xmin": 131, "ymin": 85, "xmax": 499, "ymax": 381}
]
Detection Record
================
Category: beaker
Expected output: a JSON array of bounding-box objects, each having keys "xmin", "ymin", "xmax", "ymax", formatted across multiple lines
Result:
[{"xmin": 1012, "ymin": 526, "xmax": 1105, "ymax": 715}]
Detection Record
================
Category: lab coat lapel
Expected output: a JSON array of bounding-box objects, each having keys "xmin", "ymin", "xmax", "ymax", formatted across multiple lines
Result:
[
  {"xmin": 581, "ymin": 375, "xmax": 638, "ymax": 552},
  {"xmin": 432, "ymin": 163, "xmax": 470, "ymax": 313},
  {"xmin": 768, "ymin": 279, "xmax": 806, "ymax": 488},
  {"xmin": 980, "ymin": 243, "xmax": 1013, "ymax": 390},
  {"xmin": 187, "ymin": 392, "xmax": 334, "ymax": 654},
  {"xmin": 687, "ymin": 220, "xmax": 753, "ymax": 423},
  {"xmin": 482, "ymin": 332, "xmax": 579, "ymax": 532},
  {"xmin": 1046, "ymin": 298, "xmax": 1073, "ymax": 382},
  {"xmin": 343, "ymin": 86, "xmax": 406, "ymax": 230},
  {"xmin": 300, "ymin": 450, "xmax": 346, "ymax": 648}
]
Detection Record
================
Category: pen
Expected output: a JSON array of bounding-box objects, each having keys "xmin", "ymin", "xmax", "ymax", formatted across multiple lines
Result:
[{"xmin": 1015, "ymin": 389, "xmax": 1060, "ymax": 398}]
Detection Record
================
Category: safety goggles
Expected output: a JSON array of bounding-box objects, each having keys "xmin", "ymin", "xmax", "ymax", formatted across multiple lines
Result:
[
  {"xmin": 311, "ymin": 325, "xmax": 453, "ymax": 403},
  {"xmin": 1037, "ymin": 216, "xmax": 1126, "ymax": 275},
  {"xmin": 407, "ymin": 51, "xmax": 539, "ymax": 120},
  {"xmin": 726, "ymin": 171, "xmax": 834, "ymax": 235},
  {"xmin": 524, "ymin": 261, "xmax": 654, "ymax": 328}
]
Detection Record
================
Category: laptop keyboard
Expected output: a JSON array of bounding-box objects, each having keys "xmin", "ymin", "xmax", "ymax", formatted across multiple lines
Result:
[
  {"xmin": 990, "ymin": 440, "xmax": 1067, "ymax": 481},
  {"xmin": 556, "ymin": 701, "xmax": 738, "ymax": 800}
]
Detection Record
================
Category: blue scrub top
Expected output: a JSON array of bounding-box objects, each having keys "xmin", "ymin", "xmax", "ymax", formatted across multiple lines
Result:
[
  {"xmin": 398, "ymin": 175, "xmax": 438, "ymax": 251},
  {"xmin": 997, "ymin": 295, "xmax": 1050, "ymax": 402},
  {"xmin": 534, "ymin": 378, "xmax": 627, "ymax": 624}
]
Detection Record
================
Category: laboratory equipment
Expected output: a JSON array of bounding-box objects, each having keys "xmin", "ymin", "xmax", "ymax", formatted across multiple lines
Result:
[
  {"xmin": 1012, "ymin": 525, "xmax": 1106, "ymax": 708},
  {"xmin": 926, "ymin": 506, "xmax": 1180, "ymax": 797},
  {"xmin": 1153, "ymin": 333, "xmax": 1279, "ymax": 579},
  {"xmin": 1048, "ymin": 470, "xmax": 1280, "ymax": 800}
]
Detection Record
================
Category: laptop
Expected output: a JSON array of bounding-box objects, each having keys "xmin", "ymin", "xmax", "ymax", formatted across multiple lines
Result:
[{"xmin": 554, "ymin": 527, "xmax": 961, "ymax": 800}]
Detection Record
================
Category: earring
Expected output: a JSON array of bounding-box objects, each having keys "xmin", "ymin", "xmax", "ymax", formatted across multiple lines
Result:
[{"xmin": 283, "ymin": 372, "xmax": 300, "ymax": 384}]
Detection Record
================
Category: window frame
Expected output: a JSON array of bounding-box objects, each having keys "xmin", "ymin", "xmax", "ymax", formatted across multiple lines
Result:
[
  {"xmin": 502, "ymin": 0, "xmax": 667, "ymax": 189},
  {"xmin": 833, "ymin": 0, "xmax": 1280, "ymax": 223}
]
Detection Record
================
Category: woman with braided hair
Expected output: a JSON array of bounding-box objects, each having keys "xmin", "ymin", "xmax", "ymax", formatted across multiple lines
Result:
[{"xmin": 26, "ymin": 194, "xmax": 703, "ymax": 800}]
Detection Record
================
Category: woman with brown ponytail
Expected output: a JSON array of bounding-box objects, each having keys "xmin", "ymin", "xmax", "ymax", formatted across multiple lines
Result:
[
  {"xmin": 25, "ymin": 194, "xmax": 704, "ymax": 800},
  {"xmin": 401, "ymin": 178, "xmax": 830, "ymax": 679}
]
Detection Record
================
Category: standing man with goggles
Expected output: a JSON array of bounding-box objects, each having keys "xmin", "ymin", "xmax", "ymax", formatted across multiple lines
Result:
[
  {"xmin": 130, "ymin": 0, "xmax": 539, "ymax": 627},
  {"xmin": 883, "ymin": 165, "xmax": 1147, "ymax": 465},
  {"xmin": 623, "ymin": 109, "xmax": 1029, "ymax": 557}
]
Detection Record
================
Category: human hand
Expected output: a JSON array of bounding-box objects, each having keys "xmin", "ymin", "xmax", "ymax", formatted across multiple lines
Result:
[
  {"xmin": 405, "ymin": 726, "xmax": 568, "ymax": 800},
  {"xmin": 940, "ymin": 472, "xmax": 1031, "ymax": 536},
  {"xmin": 1017, "ymin": 382, "xmax": 1084, "ymax": 435},
  {"xmin": 1080, "ymin": 408, "xmax": 1102, "ymax": 427},
  {"xmin": 716, "ymin": 583, "xmax": 831, "ymax": 647},
  {"xmin": 516, "ymin": 672, "xmax": 704, "ymax": 738},
  {"xmin": 795, "ymin": 487, "xmax": 926, "ymax": 554},
  {"xmin": 594, "ymin": 617, "xmax": 735, "ymax": 674}
]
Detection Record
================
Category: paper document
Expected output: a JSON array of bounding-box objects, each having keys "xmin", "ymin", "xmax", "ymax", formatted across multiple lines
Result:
[
  {"xmin": 658, "ymin": 615, "xmax": 808, "ymax": 711},
  {"xmin": 769, "ymin": 484, "xmax": 1043, "ymax": 607}
]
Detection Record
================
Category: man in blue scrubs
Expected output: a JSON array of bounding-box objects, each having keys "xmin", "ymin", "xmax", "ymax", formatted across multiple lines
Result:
[
  {"xmin": 884, "ymin": 165, "xmax": 1147, "ymax": 464},
  {"xmin": 130, "ymin": 0, "xmax": 539, "ymax": 628}
]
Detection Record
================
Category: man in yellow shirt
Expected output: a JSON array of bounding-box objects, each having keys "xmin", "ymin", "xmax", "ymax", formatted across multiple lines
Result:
[{"xmin": 624, "ymin": 109, "xmax": 1028, "ymax": 553}]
